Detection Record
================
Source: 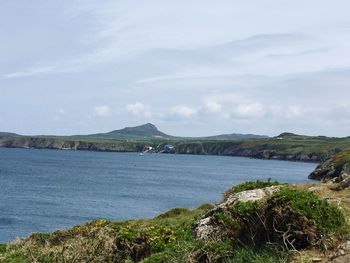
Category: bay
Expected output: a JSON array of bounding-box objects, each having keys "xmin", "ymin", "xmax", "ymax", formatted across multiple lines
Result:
[{"xmin": 0, "ymin": 148, "xmax": 316, "ymax": 242}]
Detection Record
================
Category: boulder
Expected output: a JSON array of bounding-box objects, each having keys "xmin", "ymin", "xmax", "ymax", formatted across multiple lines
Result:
[
  {"xmin": 193, "ymin": 186, "xmax": 280, "ymax": 241},
  {"xmin": 334, "ymin": 173, "xmax": 350, "ymax": 191},
  {"xmin": 308, "ymin": 186, "xmax": 325, "ymax": 192}
]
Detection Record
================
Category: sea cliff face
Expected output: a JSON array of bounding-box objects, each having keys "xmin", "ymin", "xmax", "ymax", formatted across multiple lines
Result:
[
  {"xmin": 0, "ymin": 136, "xmax": 145, "ymax": 152},
  {"xmin": 173, "ymin": 142, "xmax": 323, "ymax": 162},
  {"xmin": 0, "ymin": 135, "xmax": 340, "ymax": 163},
  {"xmin": 0, "ymin": 136, "xmax": 327, "ymax": 162}
]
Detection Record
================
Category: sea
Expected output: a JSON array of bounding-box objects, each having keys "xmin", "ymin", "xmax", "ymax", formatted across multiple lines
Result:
[{"xmin": 0, "ymin": 147, "xmax": 317, "ymax": 243}]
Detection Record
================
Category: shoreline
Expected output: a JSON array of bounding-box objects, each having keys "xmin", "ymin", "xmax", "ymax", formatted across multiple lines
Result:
[{"xmin": 0, "ymin": 143, "xmax": 321, "ymax": 164}]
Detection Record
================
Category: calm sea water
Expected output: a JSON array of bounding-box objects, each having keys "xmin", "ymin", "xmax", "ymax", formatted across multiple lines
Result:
[{"xmin": 0, "ymin": 148, "xmax": 317, "ymax": 242}]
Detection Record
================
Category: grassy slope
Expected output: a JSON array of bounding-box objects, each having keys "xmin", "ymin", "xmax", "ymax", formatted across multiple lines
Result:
[
  {"xmin": 227, "ymin": 135, "xmax": 350, "ymax": 155},
  {"xmin": 0, "ymin": 205, "xmax": 211, "ymax": 263},
  {"xmin": 1, "ymin": 182, "xmax": 349, "ymax": 263},
  {"xmin": 174, "ymin": 135, "xmax": 350, "ymax": 159},
  {"xmin": 332, "ymin": 150, "xmax": 350, "ymax": 167}
]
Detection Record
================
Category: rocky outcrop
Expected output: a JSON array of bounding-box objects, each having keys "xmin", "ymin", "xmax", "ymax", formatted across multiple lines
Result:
[
  {"xmin": 309, "ymin": 152, "xmax": 350, "ymax": 181},
  {"xmin": 308, "ymin": 151, "xmax": 350, "ymax": 190},
  {"xmin": 193, "ymin": 186, "xmax": 281, "ymax": 241}
]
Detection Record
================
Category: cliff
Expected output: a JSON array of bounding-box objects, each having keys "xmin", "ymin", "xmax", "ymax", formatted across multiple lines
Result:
[
  {"xmin": 172, "ymin": 140, "xmax": 324, "ymax": 162},
  {"xmin": 308, "ymin": 151, "xmax": 350, "ymax": 191},
  {"xmin": 309, "ymin": 151, "xmax": 350, "ymax": 180},
  {"xmin": 2, "ymin": 133, "xmax": 350, "ymax": 163},
  {"xmin": 0, "ymin": 136, "xmax": 147, "ymax": 152}
]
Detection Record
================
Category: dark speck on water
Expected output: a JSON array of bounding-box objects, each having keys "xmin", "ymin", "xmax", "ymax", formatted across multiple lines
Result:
[{"xmin": 0, "ymin": 148, "xmax": 316, "ymax": 242}]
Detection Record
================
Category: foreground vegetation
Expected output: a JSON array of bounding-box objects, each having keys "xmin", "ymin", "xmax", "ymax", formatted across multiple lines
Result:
[{"xmin": 1, "ymin": 181, "xmax": 349, "ymax": 263}]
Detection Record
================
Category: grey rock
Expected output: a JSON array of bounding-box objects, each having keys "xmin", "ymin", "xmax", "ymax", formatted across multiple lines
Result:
[
  {"xmin": 193, "ymin": 186, "xmax": 281, "ymax": 241},
  {"xmin": 308, "ymin": 186, "xmax": 325, "ymax": 192},
  {"xmin": 337, "ymin": 174, "xmax": 350, "ymax": 190},
  {"xmin": 309, "ymin": 155, "xmax": 350, "ymax": 182}
]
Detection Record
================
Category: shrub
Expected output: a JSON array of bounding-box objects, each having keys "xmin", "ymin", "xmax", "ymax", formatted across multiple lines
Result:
[
  {"xmin": 0, "ymin": 251, "xmax": 30, "ymax": 263},
  {"xmin": 28, "ymin": 232, "xmax": 51, "ymax": 245},
  {"xmin": 197, "ymin": 203, "xmax": 215, "ymax": 211},
  {"xmin": 233, "ymin": 201, "xmax": 260, "ymax": 217},
  {"xmin": 207, "ymin": 187, "xmax": 347, "ymax": 253},
  {"xmin": 0, "ymin": 244, "xmax": 6, "ymax": 253},
  {"xmin": 251, "ymin": 196, "xmax": 318, "ymax": 249},
  {"xmin": 156, "ymin": 208, "xmax": 189, "ymax": 219},
  {"xmin": 273, "ymin": 188, "xmax": 346, "ymax": 235},
  {"xmin": 230, "ymin": 188, "xmax": 347, "ymax": 250}
]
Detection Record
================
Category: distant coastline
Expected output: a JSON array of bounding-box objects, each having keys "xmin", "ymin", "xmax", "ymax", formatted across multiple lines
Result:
[
  {"xmin": 1, "ymin": 123, "xmax": 350, "ymax": 164},
  {"xmin": 0, "ymin": 133, "xmax": 348, "ymax": 163}
]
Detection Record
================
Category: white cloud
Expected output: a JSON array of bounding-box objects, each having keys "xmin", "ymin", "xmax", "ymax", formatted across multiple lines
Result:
[
  {"xmin": 235, "ymin": 103, "xmax": 265, "ymax": 118},
  {"xmin": 126, "ymin": 102, "xmax": 152, "ymax": 117},
  {"xmin": 171, "ymin": 105, "xmax": 197, "ymax": 118},
  {"xmin": 2, "ymin": 66, "xmax": 57, "ymax": 79},
  {"xmin": 6, "ymin": 0, "xmax": 349, "ymax": 80},
  {"xmin": 2, "ymin": 1, "xmax": 350, "ymax": 137},
  {"xmin": 202, "ymin": 93, "xmax": 265, "ymax": 119},
  {"xmin": 204, "ymin": 99, "xmax": 222, "ymax": 113},
  {"xmin": 94, "ymin": 105, "xmax": 110, "ymax": 117},
  {"xmin": 286, "ymin": 105, "xmax": 304, "ymax": 118}
]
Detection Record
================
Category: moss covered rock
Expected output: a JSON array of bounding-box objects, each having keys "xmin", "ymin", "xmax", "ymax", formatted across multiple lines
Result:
[{"xmin": 194, "ymin": 184, "xmax": 347, "ymax": 252}]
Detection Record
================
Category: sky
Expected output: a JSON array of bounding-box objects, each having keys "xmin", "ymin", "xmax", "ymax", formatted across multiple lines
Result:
[{"xmin": 1, "ymin": 0, "xmax": 350, "ymax": 137}]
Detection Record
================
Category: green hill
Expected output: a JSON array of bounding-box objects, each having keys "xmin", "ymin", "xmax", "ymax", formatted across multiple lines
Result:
[
  {"xmin": 83, "ymin": 123, "xmax": 268, "ymax": 141},
  {"xmin": 85, "ymin": 123, "xmax": 173, "ymax": 140},
  {"xmin": 0, "ymin": 132, "xmax": 17, "ymax": 137}
]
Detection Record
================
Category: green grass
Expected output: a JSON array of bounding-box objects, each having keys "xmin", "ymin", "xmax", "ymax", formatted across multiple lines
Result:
[
  {"xmin": 0, "ymin": 205, "xmax": 210, "ymax": 263},
  {"xmin": 0, "ymin": 182, "xmax": 348, "ymax": 263},
  {"xmin": 332, "ymin": 150, "xmax": 350, "ymax": 167},
  {"xmin": 224, "ymin": 179, "xmax": 282, "ymax": 200},
  {"xmin": 0, "ymin": 244, "xmax": 6, "ymax": 254},
  {"xmin": 231, "ymin": 245, "xmax": 288, "ymax": 263}
]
